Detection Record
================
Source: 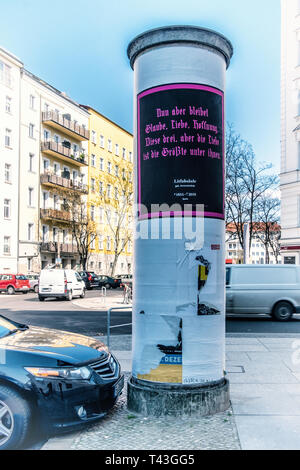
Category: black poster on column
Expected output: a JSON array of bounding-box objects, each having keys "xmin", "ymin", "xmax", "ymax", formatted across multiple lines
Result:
[{"xmin": 137, "ymin": 83, "xmax": 224, "ymax": 220}]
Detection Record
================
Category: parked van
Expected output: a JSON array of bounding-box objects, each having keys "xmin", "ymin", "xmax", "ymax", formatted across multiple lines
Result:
[
  {"xmin": 38, "ymin": 269, "xmax": 85, "ymax": 301},
  {"xmin": 226, "ymin": 265, "xmax": 300, "ymax": 321}
]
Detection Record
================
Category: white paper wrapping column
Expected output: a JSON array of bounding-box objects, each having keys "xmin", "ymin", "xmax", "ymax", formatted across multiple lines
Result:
[
  {"xmin": 132, "ymin": 218, "xmax": 225, "ymax": 384},
  {"xmin": 132, "ymin": 40, "xmax": 227, "ymax": 385}
]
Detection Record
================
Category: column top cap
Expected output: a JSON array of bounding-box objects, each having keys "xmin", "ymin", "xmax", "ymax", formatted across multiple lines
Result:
[{"xmin": 127, "ymin": 25, "xmax": 233, "ymax": 70}]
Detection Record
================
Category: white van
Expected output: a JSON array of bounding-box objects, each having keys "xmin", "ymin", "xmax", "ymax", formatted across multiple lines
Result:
[
  {"xmin": 38, "ymin": 269, "xmax": 85, "ymax": 301},
  {"xmin": 226, "ymin": 264, "xmax": 300, "ymax": 321}
]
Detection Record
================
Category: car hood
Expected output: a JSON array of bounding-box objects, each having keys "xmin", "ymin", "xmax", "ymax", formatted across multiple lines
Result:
[{"xmin": 0, "ymin": 326, "xmax": 108, "ymax": 365}]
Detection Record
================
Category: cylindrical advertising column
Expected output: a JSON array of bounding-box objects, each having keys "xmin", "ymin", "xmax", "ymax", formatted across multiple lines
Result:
[{"xmin": 127, "ymin": 26, "xmax": 233, "ymax": 417}]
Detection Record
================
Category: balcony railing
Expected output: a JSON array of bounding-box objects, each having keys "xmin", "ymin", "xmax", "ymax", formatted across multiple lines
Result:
[
  {"xmin": 41, "ymin": 141, "xmax": 89, "ymax": 166},
  {"xmin": 40, "ymin": 242, "xmax": 78, "ymax": 254},
  {"xmin": 40, "ymin": 208, "xmax": 72, "ymax": 223},
  {"xmin": 42, "ymin": 111, "xmax": 89, "ymax": 141},
  {"xmin": 40, "ymin": 173, "xmax": 88, "ymax": 194}
]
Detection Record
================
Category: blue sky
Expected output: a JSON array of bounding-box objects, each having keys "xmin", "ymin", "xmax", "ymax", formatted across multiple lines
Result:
[{"xmin": 0, "ymin": 0, "xmax": 281, "ymax": 171}]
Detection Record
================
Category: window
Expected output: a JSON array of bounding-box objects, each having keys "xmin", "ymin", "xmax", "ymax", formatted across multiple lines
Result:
[
  {"xmin": 107, "ymin": 236, "xmax": 111, "ymax": 251},
  {"xmin": 29, "ymin": 95, "xmax": 35, "ymax": 109},
  {"xmin": 4, "ymin": 199, "xmax": 10, "ymax": 219},
  {"xmin": 91, "ymin": 205, "xmax": 95, "ymax": 221},
  {"xmin": 128, "ymin": 240, "xmax": 132, "ymax": 252},
  {"xmin": 53, "ymin": 227, "xmax": 58, "ymax": 242},
  {"xmin": 107, "ymin": 161, "xmax": 111, "ymax": 174},
  {"xmin": 3, "ymin": 237, "xmax": 11, "ymax": 255},
  {"xmin": 99, "ymin": 235, "xmax": 103, "ymax": 250},
  {"xmin": 100, "ymin": 158, "xmax": 104, "ymax": 171},
  {"xmin": 43, "ymin": 129, "xmax": 50, "ymax": 141},
  {"xmin": 115, "ymin": 143, "xmax": 119, "ymax": 156},
  {"xmin": 5, "ymin": 164, "xmax": 11, "ymax": 183},
  {"xmin": 115, "ymin": 165, "xmax": 119, "ymax": 177},
  {"xmin": 29, "ymin": 153, "xmax": 34, "ymax": 172},
  {"xmin": 5, "ymin": 96, "xmax": 11, "ymax": 113},
  {"xmin": 29, "ymin": 123, "xmax": 34, "ymax": 138},
  {"xmin": 42, "ymin": 225, "xmax": 49, "ymax": 242},
  {"xmin": 91, "ymin": 178, "xmax": 95, "ymax": 191},
  {"xmin": 114, "ymin": 187, "xmax": 118, "ymax": 199},
  {"xmin": 100, "ymin": 135, "xmax": 104, "ymax": 148},
  {"xmin": 91, "ymin": 130, "xmax": 96, "ymax": 144},
  {"xmin": 99, "ymin": 181, "xmax": 103, "ymax": 195},
  {"xmin": 108, "ymin": 139, "xmax": 112, "ymax": 152},
  {"xmin": 122, "ymin": 169, "xmax": 126, "ymax": 179},
  {"xmin": 53, "ymin": 163, "xmax": 60, "ymax": 175},
  {"xmin": 107, "ymin": 184, "xmax": 111, "ymax": 198},
  {"xmin": 98, "ymin": 262, "xmax": 102, "ymax": 270},
  {"xmin": 114, "ymin": 211, "xmax": 118, "ymax": 226},
  {"xmin": 0, "ymin": 61, "xmax": 12, "ymax": 87},
  {"xmin": 43, "ymin": 159, "xmax": 50, "ymax": 172},
  {"xmin": 99, "ymin": 207, "xmax": 104, "ymax": 223},
  {"xmin": 91, "ymin": 154, "xmax": 96, "ymax": 167},
  {"xmin": 91, "ymin": 237, "xmax": 95, "ymax": 250},
  {"xmin": 28, "ymin": 188, "xmax": 34, "ymax": 207},
  {"xmin": 28, "ymin": 258, "xmax": 32, "ymax": 271},
  {"xmin": 5, "ymin": 129, "xmax": 11, "ymax": 147},
  {"xmin": 53, "ymin": 195, "xmax": 59, "ymax": 210},
  {"xmin": 107, "ymin": 209, "xmax": 111, "ymax": 223},
  {"xmin": 129, "ymin": 171, "xmax": 132, "ymax": 182},
  {"xmin": 122, "ymin": 148, "xmax": 126, "ymax": 159},
  {"xmin": 129, "ymin": 151, "xmax": 133, "ymax": 162}
]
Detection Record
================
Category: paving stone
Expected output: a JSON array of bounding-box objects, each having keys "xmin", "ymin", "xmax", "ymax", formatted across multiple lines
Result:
[{"xmin": 70, "ymin": 374, "xmax": 241, "ymax": 451}]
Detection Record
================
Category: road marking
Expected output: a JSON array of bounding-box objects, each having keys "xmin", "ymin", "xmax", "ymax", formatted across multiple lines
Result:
[{"xmin": 110, "ymin": 323, "xmax": 132, "ymax": 329}]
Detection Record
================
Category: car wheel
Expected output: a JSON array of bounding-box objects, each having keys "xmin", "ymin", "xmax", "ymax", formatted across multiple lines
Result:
[
  {"xmin": 7, "ymin": 286, "xmax": 15, "ymax": 295},
  {"xmin": 66, "ymin": 291, "xmax": 73, "ymax": 301},
  {"xmin": 38, "ymin": 295, "xmax": 45, "ymax": 302},
  {"xmin": 22, "ymin": 291, "xmax": 28, "ymax": 295},
  {"xmin": 80, "ymin": 289, "xmax": 85, "ymax": 299},
  {"xmin": 34, "ymin": 285, "xmax": 39, "ymax": 294},
  {"xmin": 272, "ymin": 301, "xmax": 294, "ymax": 322},
  {"xmin": 105, "ymin": 283, "xmax": 111, "ymax": 289},
  {"xmin": 0, "ymin": 385, "xmax": 32, "ymax": 450}
]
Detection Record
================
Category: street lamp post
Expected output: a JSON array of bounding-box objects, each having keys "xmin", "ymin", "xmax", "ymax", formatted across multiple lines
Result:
[{"xmin": 127, "ymin": 26, "xmax": 233, "ymax": 417}]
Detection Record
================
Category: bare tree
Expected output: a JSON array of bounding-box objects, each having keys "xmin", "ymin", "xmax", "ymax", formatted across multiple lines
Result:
[
  {"xmin": 101, "ymin": 175, "xmax": 133, "ymax": 276},
  {"xmin": 226, "ymin": 123, "xmax": 278, "ymax": 251},
  {"xmin": 61, "ymin": 190, "xmax": 98, "ymax": 271},
  {"xmin": 253, "ymin": 194, "xmax": 281, "ymax": 264}
]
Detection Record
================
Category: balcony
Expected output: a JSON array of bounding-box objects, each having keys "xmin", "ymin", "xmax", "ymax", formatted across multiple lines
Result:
[
  {"xmin": 42, "ymin": 111, "xmax": 89, "ymax": 141},
  {"xmin": 41, "ymin": 141, "xmax": 89, "ymax": 167},
  {"xmin": 40, "ymin": 208, "xmax": 72, "ymax": 223},
  {"xmin": 40, "ymin": 173, "xmax": 88, "ymax": 194},
  {"xmin": 40, "ymin": 242, "xmax": 78, "ymax": 254}
]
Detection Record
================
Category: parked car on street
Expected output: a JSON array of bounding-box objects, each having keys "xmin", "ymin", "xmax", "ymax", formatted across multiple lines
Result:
[
  {"xmin": 98, "ymin": 275, "xmax": 121, "ymax": 289},
  {"xmin": 78, "ymin": 271, "xmax": 99, "ymax": 290},
  {"xmin": 0, "ymin": 275, "xmax": 30, "ymax": 295},
  {"xmin": 38, "ymin": 269, "xmax": 85, "ymax": 301},
  {"xmin": 0, "ymin": 314, "xmax": 124, "ymax": 449},
  {"xmin": 226, "ymin": 264, "xmax": 300, "ymax": 321},
  {"xmin": 26, "ymin": 274, "xmax": 39, "ymax": 293}
]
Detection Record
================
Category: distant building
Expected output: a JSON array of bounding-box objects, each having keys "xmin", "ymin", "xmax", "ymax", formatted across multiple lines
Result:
[
  {"xmin": 280, "ymin": 0, "xmax": 300, "ymax": 264},
  {"xmin": 0, "ymin": 48, "xmax": 22, "ymax": 272},
  {"xmin": 226, "ymin": 223, "xmax": 281, "ymax": 265}
]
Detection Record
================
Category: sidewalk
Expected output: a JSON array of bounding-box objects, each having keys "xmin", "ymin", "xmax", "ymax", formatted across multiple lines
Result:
[
  {"xmin": 42, "ymin": 333, "xmax": 300, "ymax": 451},
  {"xmin": 72, "ymin": 296, "xmax": 132, "ymax": 310}
]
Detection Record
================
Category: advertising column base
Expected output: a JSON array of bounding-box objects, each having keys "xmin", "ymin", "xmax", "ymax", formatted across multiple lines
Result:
[{"xmin": 127, "ymin": 376, "xmax": 230, "ymax": 418}]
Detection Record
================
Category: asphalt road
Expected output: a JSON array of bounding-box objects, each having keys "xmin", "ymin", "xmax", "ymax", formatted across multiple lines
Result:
[{"xmin": 2, "ymin": 290, "xmax": 300, "ymax": 336}]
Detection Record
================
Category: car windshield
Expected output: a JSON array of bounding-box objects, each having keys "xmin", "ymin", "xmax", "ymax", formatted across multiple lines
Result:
[
  {"xmin": 0, "ymin": 317, "xmax": 23, "ymax": 339},
  {"xmin": 16, "ymin": 275, "xmax": 28, "ymax": 280}
]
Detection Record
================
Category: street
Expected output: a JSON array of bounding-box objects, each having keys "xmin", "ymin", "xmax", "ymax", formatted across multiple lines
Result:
[{"xmin": 2, "ymin": 290, "xmax": 300, "ymax": 336}]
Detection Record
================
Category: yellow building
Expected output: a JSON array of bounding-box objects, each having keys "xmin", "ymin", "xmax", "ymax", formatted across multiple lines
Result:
[{"xmin": 82, "ymin": 106, "xmax": 133, "ymax": 275}]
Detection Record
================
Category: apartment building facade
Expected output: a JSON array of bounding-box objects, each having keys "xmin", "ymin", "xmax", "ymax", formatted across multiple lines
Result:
[
  {"xmin": 82, "ymin": 106, "xmax": 133, "ymax": 275},
  {"xmin": 0, "ymin": 47, "xmax": 23, "ymax": 272},
  {"xmin": 280, "ymin": 0, "xmax": 300, "ymax": 264},
  {"xmin": 18, "ymin": 70, "xmax": 90, "ymax": 272}
]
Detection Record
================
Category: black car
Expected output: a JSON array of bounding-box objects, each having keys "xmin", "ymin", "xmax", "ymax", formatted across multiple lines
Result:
[
  {"xmin": 98, "ymin": 275, "xmax": 121, "ymax": 289},
  {"xmin": 0, "ymin": 315, "xmax": 124, "ymax": 450},
  {"xmin": 78, "ymin": 271, "xmax": 99, "ymax": 290}
]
